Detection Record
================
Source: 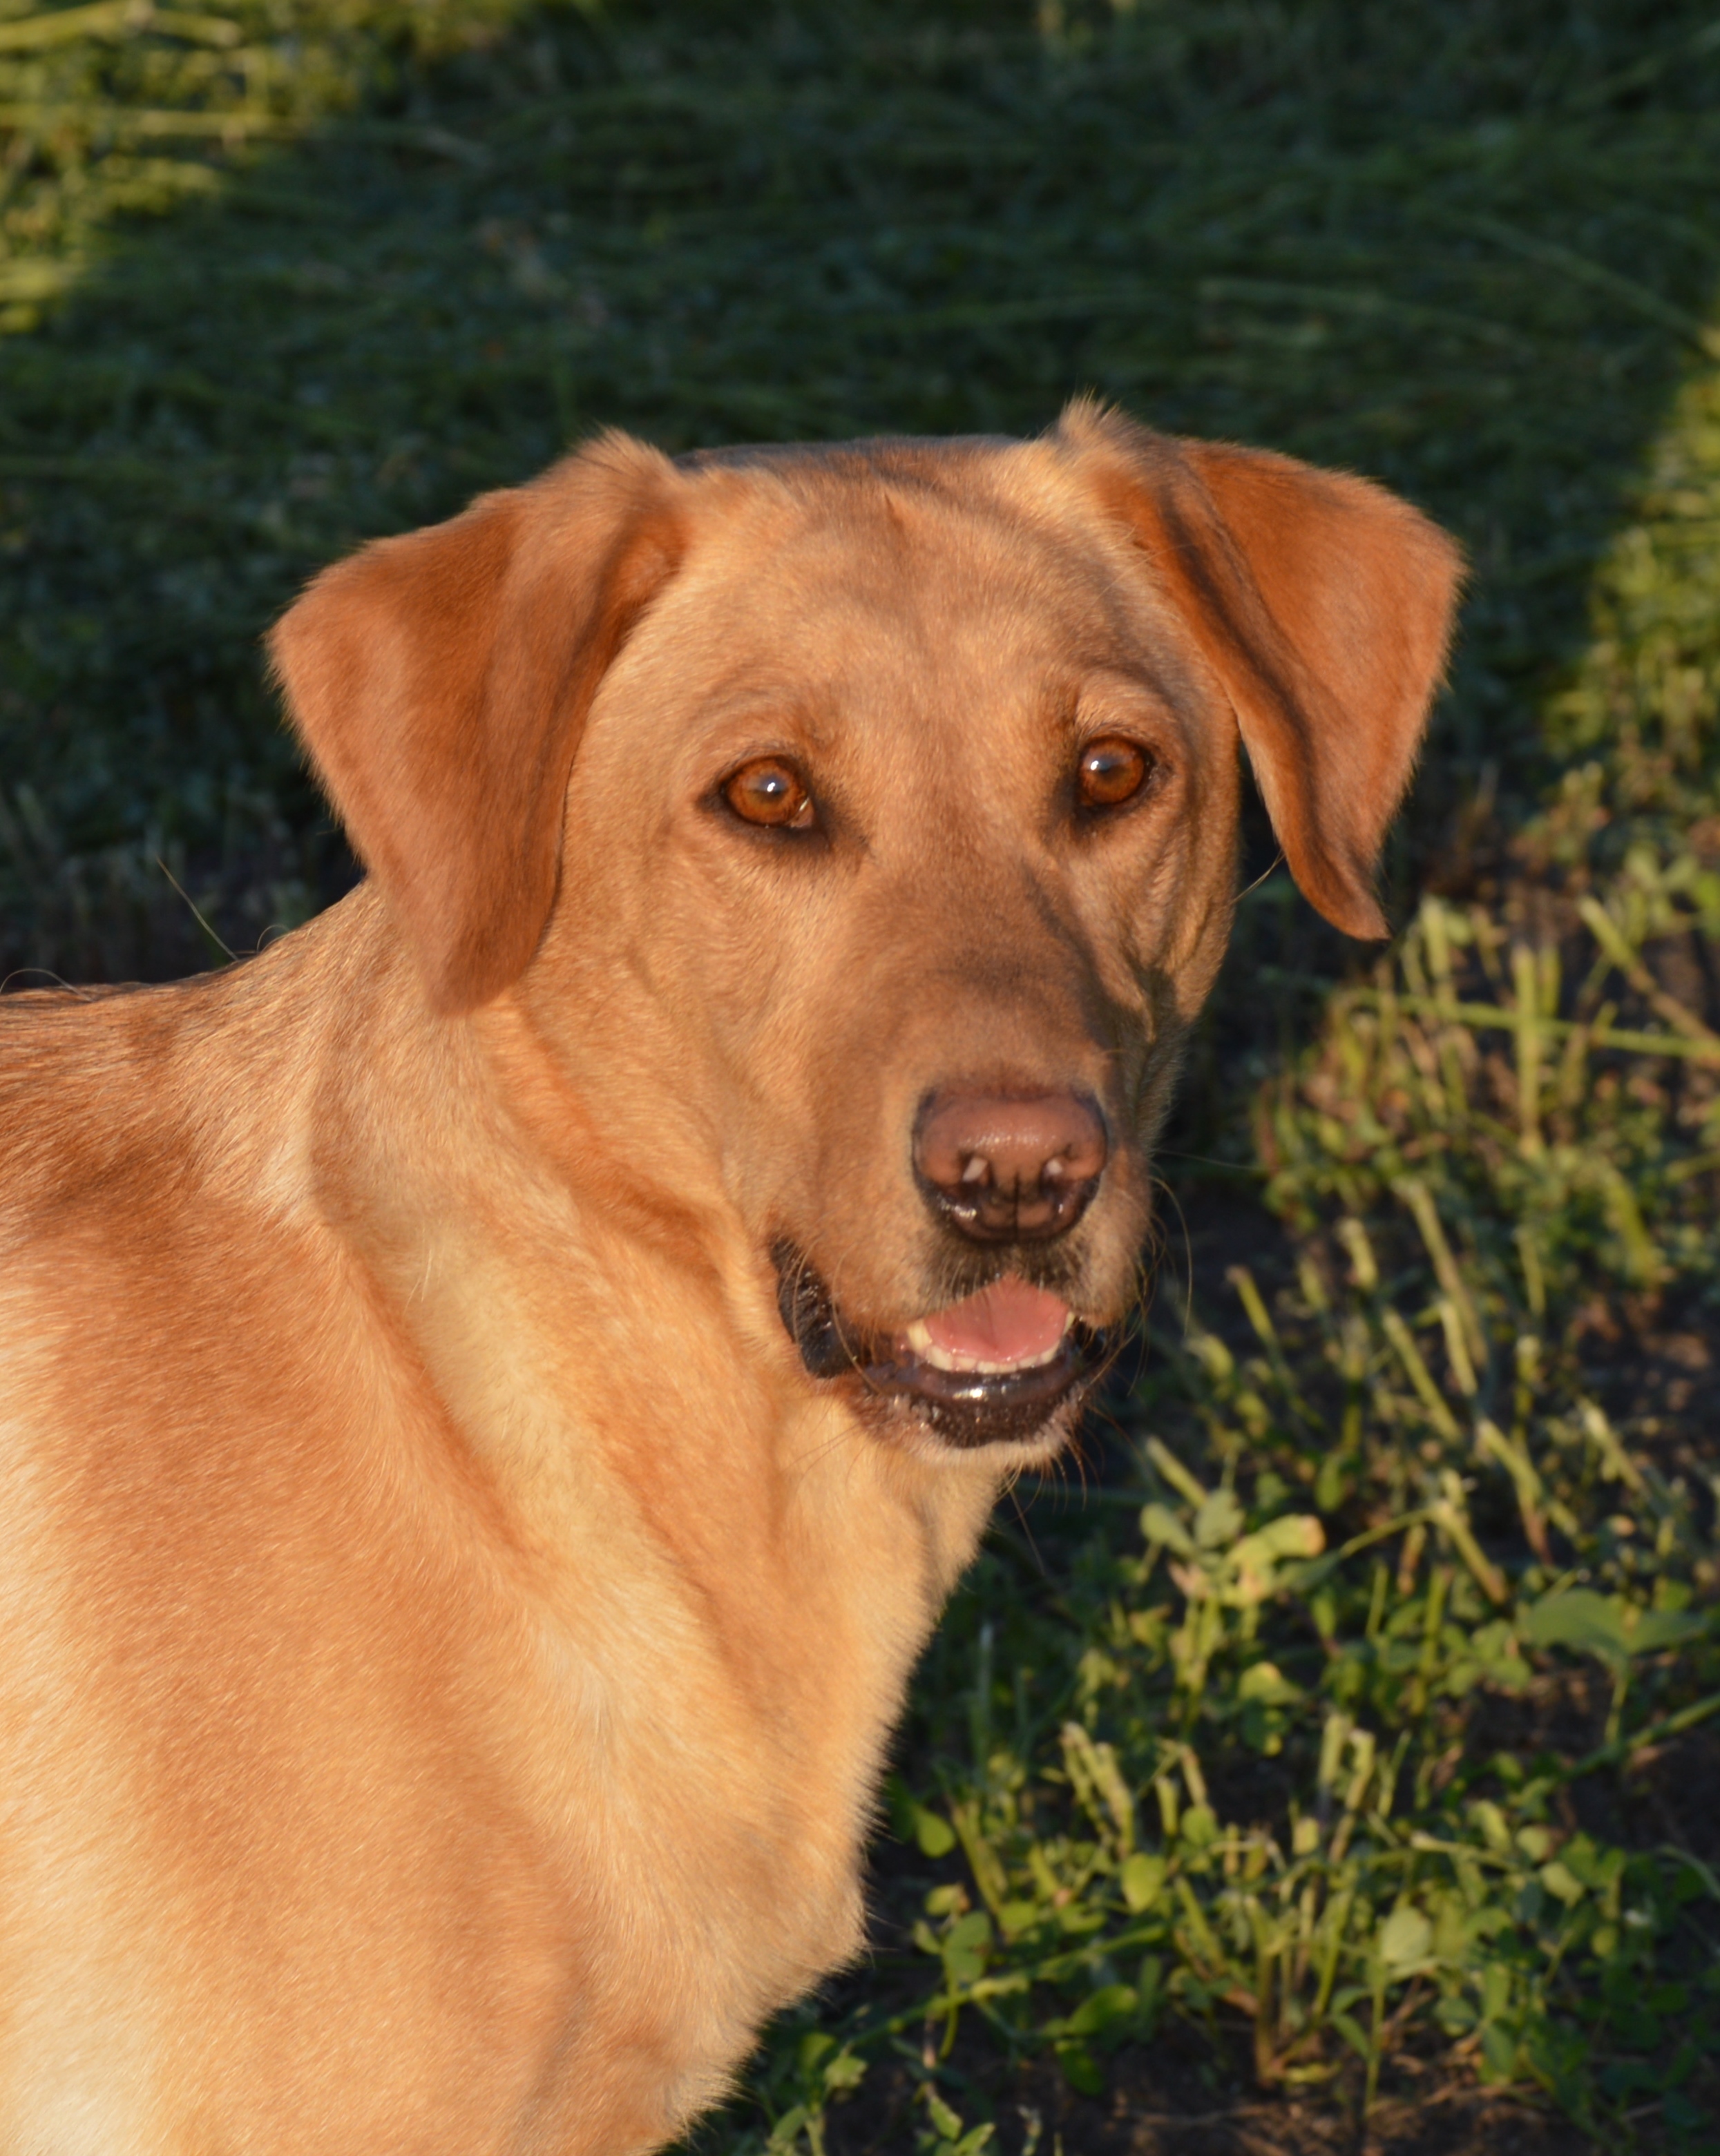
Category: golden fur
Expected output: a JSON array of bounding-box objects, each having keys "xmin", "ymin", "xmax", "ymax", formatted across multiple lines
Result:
[{"xmin": 0, "ymin": 405, "xmax": 1460, "ymax": 2153}]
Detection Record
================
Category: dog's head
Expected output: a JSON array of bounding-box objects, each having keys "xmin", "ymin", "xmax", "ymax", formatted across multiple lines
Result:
[{"xmin": 270, "ymin": 403, "xmax": 1460, "ymax": 1462}]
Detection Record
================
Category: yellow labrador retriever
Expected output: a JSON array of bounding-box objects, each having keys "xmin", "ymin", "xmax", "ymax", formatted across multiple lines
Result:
[{"xmin": 0, "ymin": 402, "xmax": 1458, "ymax": 2153}]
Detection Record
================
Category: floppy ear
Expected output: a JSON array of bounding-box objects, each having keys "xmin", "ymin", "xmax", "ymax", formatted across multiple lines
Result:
[
  {"xmin": 1062, "ymin": 403, "xmax": 1464, "ymax": 939},
  {"xmin": 269, "ymin": 432, "xmax": 686, "ymax": 1012}
]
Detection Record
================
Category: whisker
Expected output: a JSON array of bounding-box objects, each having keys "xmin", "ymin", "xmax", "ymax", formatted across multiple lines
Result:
[
  {"xmin": 1004, "ymin": 1481, "xmax": 1047, "ymax": 1581},
  {"xmin": 1150, "ymin": 1173, "xmax": 1195, "ymax": 1338}
]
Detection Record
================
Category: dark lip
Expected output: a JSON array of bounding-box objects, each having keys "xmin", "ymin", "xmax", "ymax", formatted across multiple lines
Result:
[{"xmin": 772, "ymin": 1240, "xmax": 1109, "ymax": 1450}]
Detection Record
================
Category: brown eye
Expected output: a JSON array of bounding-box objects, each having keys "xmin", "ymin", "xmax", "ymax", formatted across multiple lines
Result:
[
  {"xmin": 723, "ymin": 757, "xmax": 816, "ymax": 830},
  {"xmin": 1077, "ymin": 735, "xmax": 1152, "ymax": 811}
]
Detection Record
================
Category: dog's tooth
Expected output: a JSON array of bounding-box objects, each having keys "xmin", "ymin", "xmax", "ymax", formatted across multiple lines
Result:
[{"xmin": 908, "ymin": 1327, "xmax": 965, "ymax": 1372}]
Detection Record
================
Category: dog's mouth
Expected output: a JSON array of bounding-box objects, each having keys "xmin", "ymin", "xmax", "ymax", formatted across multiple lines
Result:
[{"xmin": 773, "ymin": 1243, "xmax": 1106, "ymax": 1450}]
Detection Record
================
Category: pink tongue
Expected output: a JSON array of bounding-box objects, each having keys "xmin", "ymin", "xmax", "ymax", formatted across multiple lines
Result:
[{"xmin": 923, "ymin": 1278, "xmax": 1071, "ymax": 1366}]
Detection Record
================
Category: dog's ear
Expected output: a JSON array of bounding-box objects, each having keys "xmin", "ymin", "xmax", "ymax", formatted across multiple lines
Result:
[
  {"xmin": 1062, "ymin": 403, "xmax": 1464, "ymax": 939},
  {"xmin": 269, "ymin": 432, "xmax": 686, "ymax": 1012}
]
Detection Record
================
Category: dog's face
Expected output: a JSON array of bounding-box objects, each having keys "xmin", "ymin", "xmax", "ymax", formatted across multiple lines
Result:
[
  {"xmin": 270, "ymin": 408, "xmax": 1461, "ymax": 1461},
  {"xmin": 546, "ymin": 456, "xmax": 1223, "ymax": 1454}
]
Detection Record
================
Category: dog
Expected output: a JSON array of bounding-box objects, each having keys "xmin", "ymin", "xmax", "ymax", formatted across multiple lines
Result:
[{"xmin": 0, "ymin": 401, "xmax": 1459, "ymax": 2153}]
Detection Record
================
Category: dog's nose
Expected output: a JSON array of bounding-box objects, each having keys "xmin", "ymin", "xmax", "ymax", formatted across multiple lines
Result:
[{"xmin": 914, "ymin": 1090, "xmax": 1108, "ymax": 1243}]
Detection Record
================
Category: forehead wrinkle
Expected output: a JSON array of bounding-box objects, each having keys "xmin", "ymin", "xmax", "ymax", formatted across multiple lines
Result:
[
  {"xmin": 689, "ymin": 467, "xmax": 1136, "ymax": 640},
  {"xmin": 678, "ymin": 433, "xmax": 1201, "ymax": 670},
  {"xmin": 612, "ymin": 459, "xmax": 1212, "ymax": 766}
]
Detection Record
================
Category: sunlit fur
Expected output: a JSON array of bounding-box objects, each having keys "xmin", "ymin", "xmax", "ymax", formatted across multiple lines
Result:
[{"xmin": 0, "ymin": 405, "xmax": 1459, "ymax": 2153}]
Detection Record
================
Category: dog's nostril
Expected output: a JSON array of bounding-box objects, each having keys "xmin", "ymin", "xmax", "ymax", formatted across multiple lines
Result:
[{"xmin": 915, "ymin": 1090, "xmax": 1108, "ymax": 1244}]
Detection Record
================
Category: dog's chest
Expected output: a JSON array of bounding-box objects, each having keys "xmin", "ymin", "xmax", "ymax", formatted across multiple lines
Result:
[{"xmin": 479, "ymin": 1403, "xmax": 992, "ymax": 2145}]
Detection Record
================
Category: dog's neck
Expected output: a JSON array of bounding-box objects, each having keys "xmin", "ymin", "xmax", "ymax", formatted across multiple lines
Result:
[{"xmin": 286, "ymin": 884, "xmax": 998, "ymax": 1949}]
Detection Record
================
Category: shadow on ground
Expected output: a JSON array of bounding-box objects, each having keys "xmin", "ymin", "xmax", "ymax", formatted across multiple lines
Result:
[{"xmin": 3, "ymin": 0, "xmax": 1719, "ymax": 995}]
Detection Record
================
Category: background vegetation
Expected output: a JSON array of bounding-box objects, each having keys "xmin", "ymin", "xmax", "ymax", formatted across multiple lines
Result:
[{"xmin": 2, "ymin": 3, "xmax": 1717, "ymax": 2150}]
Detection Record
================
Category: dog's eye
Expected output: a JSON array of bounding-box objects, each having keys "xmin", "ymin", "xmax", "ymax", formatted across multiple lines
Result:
[
  {"xmin": 1076, "ymin": 736, "xmax": 1152, "ymax": 812},
  {"xmin": 723, "ymin": 758, "xmax": 817, "ymax": 831}
]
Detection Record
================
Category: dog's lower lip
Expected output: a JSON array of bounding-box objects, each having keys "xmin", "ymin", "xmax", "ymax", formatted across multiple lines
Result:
[
  {"xmin": 771, "ymin": 1241, "xmax": 1105, "ymax": 1442},
  {"xmin": 860, "ymin": 1327, "xmax": 1093, "ymax": 1411}
]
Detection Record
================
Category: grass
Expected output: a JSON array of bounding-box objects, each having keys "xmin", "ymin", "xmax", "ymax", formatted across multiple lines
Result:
[
  {"xmin": 2, "ymin": 2, "xmax": 1717, "ymax": 2148},
  {"xmin": 6, "ymin": 0, "xmax": 1720, "ymax": 979},
  {"xmin": 759, "ymin": 876, "xmax": 1720, "ymax": 2154}
]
